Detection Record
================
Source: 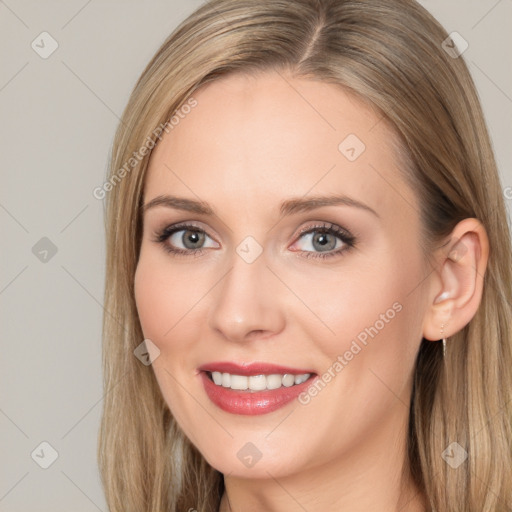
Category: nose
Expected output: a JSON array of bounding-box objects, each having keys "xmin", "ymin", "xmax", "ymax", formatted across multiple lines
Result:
[{"xmin": 208, "ymin": 247, "xmax": 286, "ymax": 343}]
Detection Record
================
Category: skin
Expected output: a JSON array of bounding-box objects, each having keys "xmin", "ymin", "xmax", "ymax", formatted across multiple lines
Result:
[{"xmin": 134, "ymin": 70, "xmax": 489, "ymax": 512}]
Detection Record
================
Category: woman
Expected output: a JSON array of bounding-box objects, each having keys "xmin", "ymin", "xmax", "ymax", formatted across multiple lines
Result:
[{"xmin": 97, "ymin": 0, "xmax": 512, "ymax": 510}]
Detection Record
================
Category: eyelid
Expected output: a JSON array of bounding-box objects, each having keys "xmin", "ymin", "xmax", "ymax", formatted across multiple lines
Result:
[
  {"xmin": 293, "ymin": 221, "xmax": 354, "ymax": 240},
  {"xmin": 289, "ymin": 222, "xmax": 355, "ymax": 252},
  {"xmin": 167, "ymin": 222, "xmax": 220, "ymax": 246},
  {"xmin": 153, "ymin": 220, "xmax": 356, "ymax": 259},
  {"xmin": 163, "ymin": 221, "xmax": 218, "ymax": 239}
]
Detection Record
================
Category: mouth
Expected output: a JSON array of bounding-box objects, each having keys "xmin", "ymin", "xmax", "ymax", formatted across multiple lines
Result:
[
  {"xmin": 197, "ymin": 361, "xmax": 318, "ymax": 415},
  {"xmin": 204, "ymin": 370, "xmax": 313, "ymax": 392}
]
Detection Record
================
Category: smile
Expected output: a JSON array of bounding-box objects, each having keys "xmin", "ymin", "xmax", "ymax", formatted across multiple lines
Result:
[
  {"xmin": 197, "ymin": 362, "xmax": 318, "ymax": 415},
  {"xmin": 207, "ymin": 371, "xmax": 312, "ymax": 391}
]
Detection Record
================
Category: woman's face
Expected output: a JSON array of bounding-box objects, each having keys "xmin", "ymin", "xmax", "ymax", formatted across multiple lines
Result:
[{"xmin": 134, "ymin": 71, "xmax": 431, "ymax": 479}]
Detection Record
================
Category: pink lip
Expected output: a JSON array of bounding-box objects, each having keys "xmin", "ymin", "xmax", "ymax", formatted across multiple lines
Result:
[
  {"xmin": 197, "ymin": 361, "xmax": 317, "ymax": 416},
  {"xmin": 197, "ymin": 361, "xmax": 316, "ymax": 375}
]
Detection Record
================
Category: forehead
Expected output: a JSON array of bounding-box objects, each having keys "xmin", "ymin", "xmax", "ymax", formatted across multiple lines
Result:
[{"xmin": 143, "ymin": 70, "xmax": 418, "ymax": 223}]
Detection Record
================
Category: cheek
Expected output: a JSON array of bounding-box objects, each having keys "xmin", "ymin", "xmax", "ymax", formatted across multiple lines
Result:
[
  {"xmin": 133, "ymin": 254, "xmax": 209, "ymax": 364},
  {"xmin": 314, "ymin": 252, "xmax": 423, "ymax": 372},
  {"xmin": 134, "ymin": 252, "xmax": 193, "ymax": 344},
  {"xmin": 288, "ymin": 260, "xmax": 423, "ymax": 456},
  {"xmin": 133, "ymin": 258, "xmax": 197, "ymax": 418},
  {"xmin": 133, "ymin": 256, "xmax": 186, "ymax": 343},
  {"xmin": 134, "ymin": 260, "xmax": 164, "ymax": 340}
]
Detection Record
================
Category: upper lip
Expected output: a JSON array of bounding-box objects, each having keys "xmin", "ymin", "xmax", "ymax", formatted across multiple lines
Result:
[{"xmin": 198, "ymin": 361, "xmax": 316, "ymax": 376}]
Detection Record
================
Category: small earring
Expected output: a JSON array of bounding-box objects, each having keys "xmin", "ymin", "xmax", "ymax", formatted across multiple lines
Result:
[{"xmin": 441, "ymin": 323, "xmax": 446, "ymax": 358}]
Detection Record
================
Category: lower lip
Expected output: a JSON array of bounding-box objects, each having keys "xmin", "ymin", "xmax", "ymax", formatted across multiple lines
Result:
[{"xmin": 199, "ymin": 371, "xmax": 316, "ymax": 415}]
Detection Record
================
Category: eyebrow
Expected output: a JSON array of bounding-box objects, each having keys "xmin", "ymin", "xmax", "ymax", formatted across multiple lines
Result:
[{"xmin": 141, "ymin": 193, "xmax": 380, "ymax": 218}]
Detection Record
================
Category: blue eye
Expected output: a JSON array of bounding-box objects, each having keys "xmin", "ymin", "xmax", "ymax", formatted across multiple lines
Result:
[
  {"xmin": 152, "ymin": 222, "xmax": 356, "ymax": 259},
  {"xmin": 292, "ymin": 222, "xmax": 356, "ymax": 260},
  {"xmin": 153, "ymin": 223, "xmax": 218, "ymax": 257}
]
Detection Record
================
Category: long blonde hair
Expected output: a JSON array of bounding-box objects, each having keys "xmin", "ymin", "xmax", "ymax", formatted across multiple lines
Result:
[{"xmin": 97, "ymin": 0, "xmax": 512, "ymax": 510}]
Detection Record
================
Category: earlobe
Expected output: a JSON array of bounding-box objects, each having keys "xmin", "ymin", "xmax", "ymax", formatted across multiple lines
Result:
[{"xmin": 422, "ymin": 218, "xmax": 489, "ymax": 342}]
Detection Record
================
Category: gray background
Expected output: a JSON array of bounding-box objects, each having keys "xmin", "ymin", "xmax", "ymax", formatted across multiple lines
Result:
[{"xmin": 1, "ymin": 1, "xmax": 510, "ymax": 510}]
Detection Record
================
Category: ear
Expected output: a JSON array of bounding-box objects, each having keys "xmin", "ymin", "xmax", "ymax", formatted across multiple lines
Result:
[{"xmin": 422, "ymin": 218, "xmax": 489, "ymax": 342}]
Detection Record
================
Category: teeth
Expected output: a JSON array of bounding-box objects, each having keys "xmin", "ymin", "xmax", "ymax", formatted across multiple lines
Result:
[
  {"xmin": 267, "ymin": 374, "xmax": 282, "ymax": 390},
  {"xmin": 248, "ymin": 374, "xmax": 267, "ymax": 391},
  {"xmin": 212, "ymin": 371, "xmax": 223, "ymax": 386},
  {"xmin": 210, "ymin": 371, "xmax": 311, "ymax": 392},
  {"xmin": 230, "ymin": 375, "xmax": 248, "ymax": 390},
  {"xmin": 294, "ymin": 374, "xmax": 308, "ymax": 385},
  {"xmin": 282, "ymin": 374, "xmax": 295, "ymax": 387}
]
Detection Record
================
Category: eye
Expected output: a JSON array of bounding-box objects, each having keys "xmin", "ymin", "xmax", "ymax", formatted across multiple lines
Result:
[
  {"xmin": 291, "ymin": 222, "xmax": 356, "ymax": 260},
  {"xmin": 152, "ymin": 221, "xmax": 356, "ymax": 260},
  {"xmin": 152, "ymin": 223, "xmax": 219, "ymax": 257}
]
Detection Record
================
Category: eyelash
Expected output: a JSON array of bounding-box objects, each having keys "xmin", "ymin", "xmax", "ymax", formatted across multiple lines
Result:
[{"xmin": 151, "ymin": 222, "xmax": 357, "ymax": 260}]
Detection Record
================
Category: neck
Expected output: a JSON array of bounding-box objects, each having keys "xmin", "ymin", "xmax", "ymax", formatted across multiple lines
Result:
[
  {"xmin": 218, "ymin": 410, "xmax": 429, "ymax": 512},
  {"xmin": 219, "ymin": 463, "xmax": 428, "ymax": 512},
  {"xmin": 219, "ymin": 471, "xmax": 427, "ymax": 512}
]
